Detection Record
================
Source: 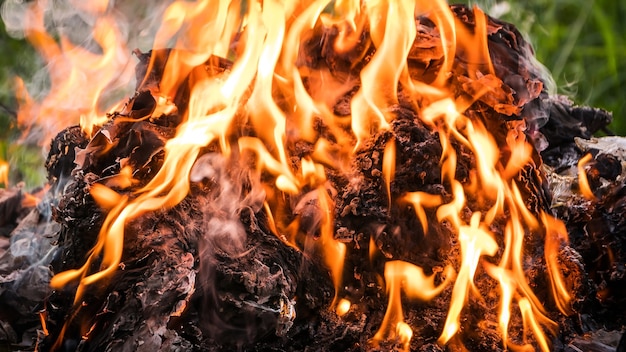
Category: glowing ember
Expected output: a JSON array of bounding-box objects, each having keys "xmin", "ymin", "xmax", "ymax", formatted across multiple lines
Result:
[
  {"xmin": 336, "ymin": 298, "xmax": 351, "ymax": 317},
  {"xmin": 10, "ymin": 0, "xmax": 585, "ymax": 350}
]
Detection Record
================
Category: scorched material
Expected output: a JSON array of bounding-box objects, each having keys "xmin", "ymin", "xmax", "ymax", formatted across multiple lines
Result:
[{"xmin": 0, "ymin": 4, "xmax": 625, "ymax": 352}]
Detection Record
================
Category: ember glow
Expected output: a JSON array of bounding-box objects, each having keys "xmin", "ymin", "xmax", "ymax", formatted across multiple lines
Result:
[{"xmin": 14, "ymin": 0, "xmax": 579, "ymax": 350}]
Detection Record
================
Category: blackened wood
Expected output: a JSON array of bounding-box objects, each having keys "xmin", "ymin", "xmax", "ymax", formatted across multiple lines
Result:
[{"xmin": 1, "ymin": 4, "xmax": 625, "ymax": 352}]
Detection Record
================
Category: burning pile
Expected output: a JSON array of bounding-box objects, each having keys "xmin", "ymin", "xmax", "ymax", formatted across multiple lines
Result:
[{"xmin": 1, "ymin": 1, "xmax": 625, "ymax": 351}]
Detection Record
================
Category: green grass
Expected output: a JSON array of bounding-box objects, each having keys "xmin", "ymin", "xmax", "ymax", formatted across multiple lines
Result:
[
  {"xmin": 0, "ymin": 12, "xmax": 45, "ymax": 188},
  {"xmin": 0, "ymin": 0, "xmax": 624, "ymax": 187}
]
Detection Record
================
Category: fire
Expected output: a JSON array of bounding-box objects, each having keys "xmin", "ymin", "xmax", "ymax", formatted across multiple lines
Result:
[
  {"xmin": 439, "ymin": 212, "xmax": 499, "ymax": 345},
  {"xmin": 336, "ymin": 298, "xmax": 352, "ymax": 317},
  {"xmin": 38, "ymin": 310, "xmax": 49, "ymax": 336},
  {"xmin": 0, "ymin": 159, "xmax": 8, "ymax": 187},
  {"xmin": 382, "ymin": 137, "xmax": 396, "ymax": 208},
  {"xmin": 577, "ymin": 153, "xmax": 596, "ymax": 200},
  {"xmin": 372, "ymin": 261, "xmax": 454, "ymax": 347},
  {"xmin": 14, "ymin": 0, "xmax": 581, "ymax": 350},
  {"xmin": 15, "ymin": 0, "xmax": 133, "ymax": 142}
]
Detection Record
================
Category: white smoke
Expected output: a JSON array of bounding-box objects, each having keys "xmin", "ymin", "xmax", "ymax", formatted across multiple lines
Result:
[
  {"xmin": 191, "ymin": 152, "xmax": 265, "ymax": 255},
  {"xmin": 0, "ymin": 0, "xmax": 177, "ymax": 149}
]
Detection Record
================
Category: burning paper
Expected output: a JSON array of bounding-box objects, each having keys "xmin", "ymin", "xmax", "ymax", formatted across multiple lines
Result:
[{"xmin": 1, "ymin": 1, "xmax": 625, "ymax": 351}]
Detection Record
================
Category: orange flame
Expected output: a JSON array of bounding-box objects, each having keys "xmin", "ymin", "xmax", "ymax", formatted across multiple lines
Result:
[
  {"xmin": 542, "ymin": 212, "xmax": 573, "ymax": 315},
  {"xmin": 351, "ymin": 0, "xmax": 416, "ymax": 146},
  {"xmin": 317, "ymin": 185, "xmax": 347, "ymax": 307},
  {"xmin": 577, "ymin": 153, "xmax": 595, "ymax": 200},
  {"xmin": 382, "ymin": 137, "xmax": 396, "ymax": 209},
  {"xmin": 21, "ymin": 185, "xmax": 49, "ymax": 208},
  {"xmin": 0, "ymin": 160, "xmax": 8, "ymax": 187},
  {"xmin": 373, "ymin": 261, "xmax": 454, "ymax": 350},
  {"xmin": 16, "ymin": 0, "xmax": 133, "ymax": 141},
  {"xmin": 402, "ymin": 191, "xmax": 442, "ymax": 234},
  {"xmin": 38, "ymin": 310, "xmax": 49, "ymax": 336},
  {"xmin": 438, "ymin": 212, "xmax": 498, "ymax": 344}
]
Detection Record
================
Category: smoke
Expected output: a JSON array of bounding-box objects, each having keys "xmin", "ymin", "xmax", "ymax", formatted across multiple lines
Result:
[
  {"xmin": 0, "ymin": 196, "xmax": 60, "ymax": 331},
  {"xmin": 190, "ymin": 151, "xmax": 286, "ymax": 343},
  {"xmin": 1, "ymin": 0, "xmax": 177, "ymax": 66},
  {"xmin": 0, "ymin": 0, "xmax": 176, "ymax": 148},
  {"xmin": 191, "ymin": 152, "xmax": 265, "ymax": 261}
]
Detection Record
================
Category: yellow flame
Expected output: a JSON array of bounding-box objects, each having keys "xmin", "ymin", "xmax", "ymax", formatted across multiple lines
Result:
[
  {"xmin": 100, "ymin": 166, "xmax": 136, "ymax": 190},
  {"xmin": 519, "ymin": 297, "xmax": 552, "ymax": 352},
  {"xmin": 317, "ymin": 186, "xmax": 347, "ymax": 307},
  {"xmin": 0, "ymin": 160, "xmax": 8, "ymax": 187},
  {"xmin": 373, "ymin": 261, "xmax": 454, "ymax": 349},
  {"xmin": 542, "ymin": 212, "xmax": 573, "ymax": 315},
  {"xmin": 396, "ymin": 321, "xmax": 413, "ymax": 351},
  {"xmin": 577, "ymin": 153, "xmax": 595, "ymax": 200},
  {"xmin": 438, "ymin": 212, "xmax": 498, "ymax": 345},
  {"xmin": 351, "ymin": 0, "xmax": 416, "ymax": 147},
  {"xmin": 382, "ymin": 137, "xmax": 396, "ymax": 209},
  {"xmin": 483, "ymin": 264, "xmax": 514, "ymax": 346},
  {"xmin": 336, "ymin": 298, "xmax": 351, "ymax": 317},
  {"xmin": 18, "ymin": 0, "xmax": 131, "ymax": 141},
  {"xmin": 402, "ymin": 191, "xmax": 443, "ymax": 234}
]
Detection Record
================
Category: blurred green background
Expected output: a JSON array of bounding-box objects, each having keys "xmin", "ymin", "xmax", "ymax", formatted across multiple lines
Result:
[
  {"xmin": 0, "ymin": 0, "xmax": 624, "ymax": 188},
  {"xmin": 0, "ymin": 8, "xmax": 44, "ymax": 189}
]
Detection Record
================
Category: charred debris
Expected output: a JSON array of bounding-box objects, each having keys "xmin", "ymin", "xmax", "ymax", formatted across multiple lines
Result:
[{"xmin": 1, "ymin": 4, "xmax": 625, "ymax": 352}]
